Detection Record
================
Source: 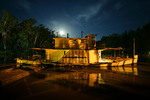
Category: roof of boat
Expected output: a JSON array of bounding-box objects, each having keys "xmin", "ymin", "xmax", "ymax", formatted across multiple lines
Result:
[{"xmin": 99, "ymin": 47, "xmax": 123, "ymax": 51}]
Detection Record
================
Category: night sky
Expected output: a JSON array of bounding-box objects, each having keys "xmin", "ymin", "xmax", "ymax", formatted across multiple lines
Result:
[{"xmin": 1, "ymin": 0, "xmax": 150, "ymax": 40}]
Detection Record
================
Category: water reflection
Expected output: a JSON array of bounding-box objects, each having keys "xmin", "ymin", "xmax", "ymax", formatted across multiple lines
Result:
[
  {"xmin": 41, "ymin": 64, "xmax": 150, "ymax": 89},
  {"xmin": 45, "ymin": 72, "xmax": 104, "ymax": 87},
  {"xmin": 89, "ymin": 73, "xmax": 97, "ymax": 86},
  {"xmin": 44, "ymin": 66, "xmax": 139, "ymax": 88},
  {"xmin": 100, "ymin": 65, "xmax": 138, "ymax": 75}
]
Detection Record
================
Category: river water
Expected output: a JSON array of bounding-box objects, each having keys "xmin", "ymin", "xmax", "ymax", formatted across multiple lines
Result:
[{"xmin": 1, "ymin": 64, "xmax": 150, "ymax": 100}]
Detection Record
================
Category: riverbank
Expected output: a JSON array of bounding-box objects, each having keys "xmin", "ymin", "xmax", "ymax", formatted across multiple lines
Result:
[{"xmin": 0, "ymin": 65, "xmax": 42, "ymax": 87}]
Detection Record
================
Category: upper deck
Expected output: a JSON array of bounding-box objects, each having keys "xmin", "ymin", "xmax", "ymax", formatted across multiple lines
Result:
[{"xmin": 53, "ymin": 34, "xmax": 97, "ymax": 49}]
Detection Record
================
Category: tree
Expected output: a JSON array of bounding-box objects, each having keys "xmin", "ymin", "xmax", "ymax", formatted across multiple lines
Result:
[
  {"xmin": 16, "ymin": 18, "xmax": 37, "ymax": 50},
  {"xmin": 97, "ymin": 22, "xmax": 150, "ymax": 55},
  {"xmin": 0, "ymin": 10, "xmax": 19, "ymax": 50},
  {"xmin": 33, "ymin": 24, "xmax": 55, "ymax": 48}
]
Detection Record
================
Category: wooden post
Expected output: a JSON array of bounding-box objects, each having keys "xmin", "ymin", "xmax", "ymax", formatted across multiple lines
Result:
[
  {"xmin": 133, "ymin": 38, "xmax": 135, "ymax": 57},
  {"xmin": 98, "ymin": 50, "xmax": 102, "ymax": 62},
  {"xmin": 132, "ymin": 38, "xmax": 135, "ymax": 64},
  {"xmin": 114, "ymin": 50, "xmax": 116, "ymax": 58}
]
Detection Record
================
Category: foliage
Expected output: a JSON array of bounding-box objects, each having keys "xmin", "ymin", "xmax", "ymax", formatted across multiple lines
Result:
[
  {"xmin": 0, "ymin": 10, "xmax": 19, "ymax": 50},
  {"xmin": 97, "ymin": 22, "xmax": 150, "ymax": 56},
  {"xmin": 0, "ymin": 10, "xmax": 55, "ymax": 51}
]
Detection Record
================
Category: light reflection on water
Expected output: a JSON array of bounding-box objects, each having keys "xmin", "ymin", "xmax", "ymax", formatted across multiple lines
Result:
[
  {"xmin": 100, "ymin": 65, "xmax": 138, "ymax": 75},
  {"xmin": 45, "ymin": 72, "xmax": 104, "ymax": 87},
  {"xmin": 42, "ymin": 65, "xmax": 149, "ymax": 88}
]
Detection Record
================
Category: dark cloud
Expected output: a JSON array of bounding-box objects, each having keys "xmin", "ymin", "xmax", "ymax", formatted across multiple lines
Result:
[{"xmin": 17, "ymin": 0, "xmax": 31, "ymax": 11}]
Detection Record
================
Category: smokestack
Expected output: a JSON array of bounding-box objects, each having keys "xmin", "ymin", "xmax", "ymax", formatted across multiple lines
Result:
[
  {"xmin": 67, "ymin": 33, "xmax": 69, "ymax": 38},
  {"xmin": 52, "ymin": 31, "xmax": 55, "ymax": 36},
  {"xmin": 56, "ymin": 32, "xmax": 58, "ymax": 37},
  {"xmin": 81, "ymin": 31, "xmax": 83, "ymax": 38}
]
